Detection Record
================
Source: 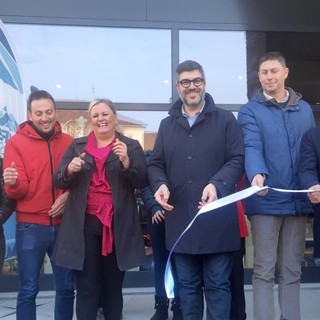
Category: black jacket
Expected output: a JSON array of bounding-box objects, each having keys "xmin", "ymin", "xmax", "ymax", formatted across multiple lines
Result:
[
  {"xmin": 53, "ymin": 132, "xmax": 148, "ymax": 271},
  {"xmin": 0, "ymin": 158, "xmax": 16, "ymax": 229}
]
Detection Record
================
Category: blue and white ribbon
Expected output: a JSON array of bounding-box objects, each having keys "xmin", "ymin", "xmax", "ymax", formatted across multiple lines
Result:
[{"xmin": 164, "ymin": 185, "xmax": 316, "ymax": 298}]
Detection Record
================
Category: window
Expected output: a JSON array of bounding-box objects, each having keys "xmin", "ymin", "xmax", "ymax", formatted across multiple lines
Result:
[
  {"xmin": 179, "ymin": 30, "xmax": 247, "ymax": 104},
  {"xmin": 6, "ymin": 24, "xmax": 172, "ymax": 103}
]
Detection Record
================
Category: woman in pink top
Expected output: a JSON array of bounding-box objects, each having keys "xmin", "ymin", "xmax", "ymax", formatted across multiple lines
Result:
[{"xmin": 53, "ymin": 99, "xmax": 148, "ymax": 320}]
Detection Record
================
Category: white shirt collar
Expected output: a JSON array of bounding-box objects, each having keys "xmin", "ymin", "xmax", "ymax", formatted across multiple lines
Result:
[{"xmin": 263, "ymin": 89, "xmax": 289, "ymax": 103}]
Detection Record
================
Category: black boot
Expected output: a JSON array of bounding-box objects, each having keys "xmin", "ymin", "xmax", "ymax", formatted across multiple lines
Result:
[
  {"xmin": 150, "ymin": 295, "xmax": 169, "ymax": 320},
  {"xmin": 171, "ymin": 298, "xmax": 183, "ymax": 320}
]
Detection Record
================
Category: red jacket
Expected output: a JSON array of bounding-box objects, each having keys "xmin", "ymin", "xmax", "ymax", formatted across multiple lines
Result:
[
  {"xmin": 237, "ymin": 200, "xmax": 248, "ymax": 238},
  {"xmin": 3, "ymin": 121, "xmax": 72, "ymax": 225},
  {"xmin": 237, "ymin": 175, "xmax": 249, "ymax": 238}
]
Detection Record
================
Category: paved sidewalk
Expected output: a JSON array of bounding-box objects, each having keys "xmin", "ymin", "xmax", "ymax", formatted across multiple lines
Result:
[{"xmin": 1, "ymin": 284, "xmax": 320, "ymax": 319}]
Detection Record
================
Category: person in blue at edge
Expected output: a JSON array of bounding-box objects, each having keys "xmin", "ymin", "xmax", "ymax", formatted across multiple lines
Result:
[
  {"xmin": 140, "ymin": 150, "xmax": 182, "ymax": 320},
  {"xmin": 299, "ymin": 127, "xmax": 320, "ymax": 266},
  {"xmin": 238, "ymin": 52, "xmax": 315, "ymax": 320},
  {"xmin": 0, "ymin": 157, "xmax": 16, "ymax": 276},
  {"xmin": 148, "ymin": 60, "xmax": 244, "ymax": 320}
]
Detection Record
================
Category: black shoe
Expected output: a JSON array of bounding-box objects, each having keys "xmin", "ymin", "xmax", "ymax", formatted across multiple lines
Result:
[
  {"xmin": 172, "ymin": 308, "xmax": 183, "ymax": 320},
  {"xmin": 171, "ymin": 299, "xmax": 183, "ymax": 320},
  {"xmin": 96, "ymin": 308, "xmax": 123, "ymax": 320},
  {"xmin": 150, "ymin": 307, "xmax": 168, "ymax": 320}
]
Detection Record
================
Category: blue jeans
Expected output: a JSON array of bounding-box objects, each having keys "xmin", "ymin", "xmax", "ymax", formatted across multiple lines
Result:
[
  {"xmin": 16, "ymin": 223, "xmax": 75, "ymax": 320},
  {"xmin": 174, "ymin": 252, "xmax": 233, "ymax": 320}
]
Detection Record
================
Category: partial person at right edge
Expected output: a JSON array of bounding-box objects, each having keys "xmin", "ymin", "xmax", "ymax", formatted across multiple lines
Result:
[{"xmin": 299, "ymin": 127, "xmax": 320, "ymax": 266}]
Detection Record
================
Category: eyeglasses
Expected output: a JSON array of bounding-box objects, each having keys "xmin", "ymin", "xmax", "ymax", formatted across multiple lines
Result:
[{"xmin": 179, "ymin": 77, "xmax": 204, "ymax": 88}]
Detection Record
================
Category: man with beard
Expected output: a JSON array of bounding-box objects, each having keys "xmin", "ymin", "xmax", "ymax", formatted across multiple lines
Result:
[{"xmin": 148, "ymin": 60, "xmax": 244, "ymax": 320}]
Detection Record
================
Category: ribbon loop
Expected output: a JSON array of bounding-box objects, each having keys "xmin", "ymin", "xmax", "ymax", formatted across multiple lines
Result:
[{"xmin": 164, "ymin": 185, "xmax": 316, "ymax": 298}]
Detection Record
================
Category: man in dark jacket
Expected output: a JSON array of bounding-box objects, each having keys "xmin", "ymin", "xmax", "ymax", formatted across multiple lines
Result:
[
  {"xmin": 148, "ymin": 60, "xmax": 244, "ymax": 320},
  {"xmin": 238, "ymin": 52, "xmax": 315, "ymax": 320}
]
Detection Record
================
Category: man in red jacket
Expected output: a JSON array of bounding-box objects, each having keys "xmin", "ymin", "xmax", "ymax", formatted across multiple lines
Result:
[{"xmin": 3, "ymin": 90, "xmax": 74, "ymax": 320}]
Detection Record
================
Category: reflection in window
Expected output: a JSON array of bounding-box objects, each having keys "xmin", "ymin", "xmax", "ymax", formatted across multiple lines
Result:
[
  {"xmin": 179, "ymin": 30, "xmax": 247, "ymax": 104},
  {"xmin": 119, "ymin": 110, "xmax": 167, "ymax": 132},
  {"xmin": 118, "ymin": 110, "xmax": 167, "ymax": 150},
  {"xmin": 5, "ymin": 24, "xmax": 172, "ymax": 103},
  {"xmin": 57, "ymin": 109, "xmax": 167, "ymax": 151}
]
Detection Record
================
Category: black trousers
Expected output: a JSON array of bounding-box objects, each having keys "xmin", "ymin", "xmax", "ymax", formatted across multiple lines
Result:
[
  {"xmin": 75, "ymin": 232, "xmax": 125, "ymax": 320},
  {"xmin": 0, "ymin": 227, "xmax": 4, "ymax": 275},
  {"xmin": 313, "ymin": 210, "xmax": 320, "ymax": 258},
  {"xmin": 230, "ymin": 238, "xmax": 246, "ymax": 320}
]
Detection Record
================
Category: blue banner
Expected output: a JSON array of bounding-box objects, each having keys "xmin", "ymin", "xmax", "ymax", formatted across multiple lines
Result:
[{"xmin": 0, "ymin": 19, "xmax": 26, "ymax": 275}]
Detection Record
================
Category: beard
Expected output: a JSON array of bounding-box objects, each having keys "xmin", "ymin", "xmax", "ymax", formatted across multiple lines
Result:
[{"xmin": 179, "ymin": 89, "xmax": 205, "ymax": 109}]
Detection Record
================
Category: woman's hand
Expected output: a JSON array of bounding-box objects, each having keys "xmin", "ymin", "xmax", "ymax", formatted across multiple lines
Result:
[
  {"xmin": 113, "ymin": 139, "xmax": 130, "ymax": 168},
  {"xmin": 67, "ymin": 153, "xmax": 86, "ymax": 176}
]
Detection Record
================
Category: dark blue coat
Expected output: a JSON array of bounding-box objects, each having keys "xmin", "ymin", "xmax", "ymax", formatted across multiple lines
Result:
[
  {"xmin": 140, "ymin": 151, "xmax": 163, "ymax": 215},
  {"xmin": 299, "ymin": 127, "xmax": 320, "ymax": 189},
  {"xmin": 148, "ymin": 93, "xmax": 244, "ymax": 253},
  {"xmin": 299, "ymin": 127, "xmax": 320, "ymax": 214}
]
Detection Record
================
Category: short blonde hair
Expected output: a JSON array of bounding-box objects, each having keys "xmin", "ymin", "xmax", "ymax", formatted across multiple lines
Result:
[
  {"xmin": 87, "ymin": 98, "xmax": 123, "ymax": 133},
  {"xmin": 88, "ymin": 98, "xmax": 117, "ymax": 116}
]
